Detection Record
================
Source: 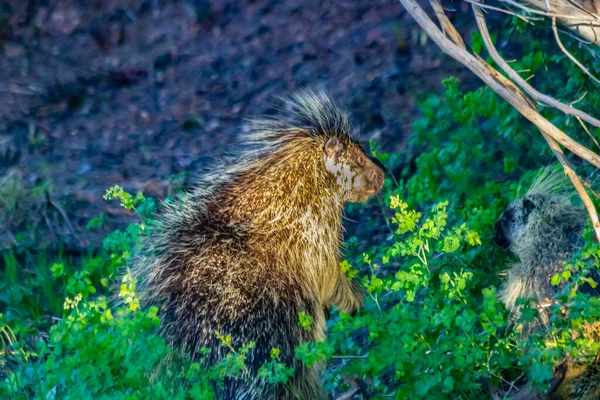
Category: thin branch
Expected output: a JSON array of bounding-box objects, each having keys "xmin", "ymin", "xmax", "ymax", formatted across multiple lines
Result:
[
  {"xmin": 335, "ymin": 385, "xmax": 360, "ymax": 400},
  {"xmin": 463, "ymin": 0, "xmax": 544, "ymax": 20},
  {"xmin": 430, "ymin": 0, "xmax": 466, "ymax": 48},
  {"xmin": 558, "ymin": 27, "xmax": 595, "ymax": 44},
  {"xmin": 577, "ymin": 116, "xmax": 600, "ymax": 150},
  {"xmin": 497, "ymin": 0, "xmax": 600, "ymax": 21},
  {"xmin": 398, "ymin": 0, "xmax": 600, "ymax": 241},
  {"xmin": 484, "ymin": 3, "xmax": 600, "ymax": 240},
  {"xmin": 472, "ymin": 5, "xmax": 600, "ymax": 127},
  {"xmin": 487, "ymin": 371, "xmax": 525, "ymax": 398},
  {"xmin": 331, "ymin": 355, "xmax": 369, "ymax": 360},
  {"xmin": 519, "ymin": 0, "xmax": 600, "ymax": 47},
  {"xmin": 335, "ymin": 375, "xmax": 368, "ymax": 400},
  {"xmin": 549, "ymin": 11, "xmax": 600, "ymax": 85},
  {"xmin": 545, "ymin": 134, "xmax": 600, "ymax": 242},
  {"xmin": 399, "ymin": 0, "xmax": 600, "ymax": 169},
  {"xmin": 564, "ymin": 0, "xmax": 600, "ymax": 18},
  {"xmin": 568, "ymin": 91, "xmax": 587, "ymax": 105}
]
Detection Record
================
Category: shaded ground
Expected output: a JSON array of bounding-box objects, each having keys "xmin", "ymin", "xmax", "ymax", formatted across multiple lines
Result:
[{"xmin": 0, "ymin": 0, "xmax": 475, "ymax": 252}]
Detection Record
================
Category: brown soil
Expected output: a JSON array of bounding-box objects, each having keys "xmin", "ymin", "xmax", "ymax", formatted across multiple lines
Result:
[{"xmin": 0, "ymin": 0, "xmax": 475, "ymax": 252}]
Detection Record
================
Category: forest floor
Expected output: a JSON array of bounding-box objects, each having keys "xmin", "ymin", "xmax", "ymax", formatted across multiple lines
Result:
[{"xmin": 0, "ymin": 0, "xmax": 477, "ymax": 253}]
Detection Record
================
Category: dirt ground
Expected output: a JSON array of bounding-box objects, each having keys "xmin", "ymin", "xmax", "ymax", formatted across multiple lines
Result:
[{"xmin": 0, "ymin": 0, "xmax": 475, "ymax": 252}]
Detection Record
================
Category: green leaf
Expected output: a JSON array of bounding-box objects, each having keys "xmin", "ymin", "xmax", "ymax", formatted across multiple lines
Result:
[
  {"xmin": 443, "ymin": 236, "xmax": 461, "ymax": 253},
  {"xmin": 50, "ymin": 263, "xmax": 64, "ymax": 278},
  {"xmin": 298, "ymin": 312, "xmax": 313, "ymax": 332}
]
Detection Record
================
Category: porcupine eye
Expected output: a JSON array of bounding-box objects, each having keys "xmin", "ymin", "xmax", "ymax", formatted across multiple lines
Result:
[
  {"xmin": 523, "ymin": 198, "xmax": 535, "ymax": 221},
  {"xmin": 356, "ymin": 155, "xmax": 365, "ymax": 167}
]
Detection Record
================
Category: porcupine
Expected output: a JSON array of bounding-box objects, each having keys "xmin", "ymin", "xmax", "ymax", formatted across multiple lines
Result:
[
  {"xmin": 133, "ymin": 90, "xmax": 385, "ymax": 399},
  {"xmin": 495, "ymin": 166, "xmax": 600, "ymax": 399}
]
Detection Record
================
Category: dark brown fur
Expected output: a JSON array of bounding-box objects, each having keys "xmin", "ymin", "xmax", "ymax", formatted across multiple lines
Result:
[{"xmin": 133, "ymin": 90, "xmax": 384, "ymax": 399}]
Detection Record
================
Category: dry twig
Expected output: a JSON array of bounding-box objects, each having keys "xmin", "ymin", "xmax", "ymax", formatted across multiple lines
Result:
[
  {"xmin": 463, "ymin": 0, "xmax": 543, "ymax": 20},
  {"xmin": 397, "ymin": 0, "xmax": 600, "ymax": 241},
  {"xmin": 499, "ymin": 0, "xmax": 600, "ymax": 21},
  {"xmin": 334, "ymin": 375, "xmax": 369, "ymax": 400},
  {"xmin": 430, "ymin": 0, "xmax": 466, "ymax": 48},
  {"xmin": 464, "ymin": 0, "xmax": 545, "ymax": 21},
  {"xmin": 335, "ymin": 384, "xmax": 361, "ymax": 400},
  {"xmin": 577, "ymin": 117, "xmax": 600, "ymax": 150},
  {"xmin": 471, "ymin": 4, "xmax": 600, "ymax": 241},
  {"xmin": 465, "ymin": 0, "xmax": 600, "ymax": 48},
  {"xmin": 546, "ymin": 4, "xmax": 600, "ymax": 84},
  {"xmin": 473, "ymin": 6, "xmax": 600, "ymax": 127},
  {"xmin": 518, "ymin": 0, "xmax": 600, "ymax": 46}
]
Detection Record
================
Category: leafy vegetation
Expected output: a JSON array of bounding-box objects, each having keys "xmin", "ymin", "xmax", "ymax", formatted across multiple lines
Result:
[{"xmin": 2, "ymin": 15, "xmax": 600, "ymax": 399}]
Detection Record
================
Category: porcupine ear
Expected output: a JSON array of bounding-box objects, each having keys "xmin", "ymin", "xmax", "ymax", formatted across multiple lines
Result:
[{"xmin": 324, "ymin": 136, "xmax": 344, "ymax": 159}]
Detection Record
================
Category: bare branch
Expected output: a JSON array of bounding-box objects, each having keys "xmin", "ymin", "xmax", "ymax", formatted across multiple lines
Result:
[
  {"xmin": 499, "ymin": 0, "xmax": 600, "ymax": 21},
  {"xmin": 398, "ymin": 0, "xmax": 600, "ymax": 241},
  {"xmin": 564, "ymin": 0, "xmax": 600, "ymax": 17},
  {"xmin": 519, "ymin": 0, "xmax": 600, "ymax": 46},
  {"xmin": 577, "ymin": 117, "xmax": 600, "ymax": 150},
  {"xmin": 430, "ymin": 0, "xmax": 466, "ymax": 48},
  {"xmin": 335, "ymin": 375, "xmax": 368, "ymax": 400},
  {"xmin": 472, "ymin": 5, "xmax": 600, "ymax": 127},
  {"xmin": 463, "ymin": 0, "xmax": 545, "ymax": 21},
  {"xmin": 398, "ymin": 0, "xmax": 600, "ymax": 169},
  {"xmin": 545, "ymin": 135, "xmax": 600, "ymax": 242},
  {"xmin": 558, "ymin": 27, "xmax": 595, "ymax": 44},
  {"xmin": 335, "ymin": 385, "xmax": 360, "ymax": 400},
  {"xmin": 331, "ymin": 355, "xmax": 369, "ymax": 359},
  {"xmin": 547, "ymin": 7, "xmax": 600, "ymax": 84}
]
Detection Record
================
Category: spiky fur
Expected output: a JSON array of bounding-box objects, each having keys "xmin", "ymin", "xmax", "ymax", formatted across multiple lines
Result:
[
  {"xmin": 496, "ymin": 166, "xmax": 600, "ymax": 400},
  {"xmin": 498, "ymin": 166, "xmax": 586, "ymax": 323},
  {"xmin": 133, "ymin": 90, "xmax": 381, "ymax": 399},
  {"xmin": 552, "ymin": 355, "xmax": 600, "ymax": 400}
]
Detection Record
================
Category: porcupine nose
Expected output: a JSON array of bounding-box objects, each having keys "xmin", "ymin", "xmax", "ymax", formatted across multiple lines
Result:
[
  {"xmin": 370, "ymin": 157, "xmax": 385, "ymax": 193},
  {"xmin": 366, "ymin": 162, "xmax": 385, "ymax": 194},
  {"xmin": 494, "ymin": 219, "xmax": 510, "ymax": 249}
]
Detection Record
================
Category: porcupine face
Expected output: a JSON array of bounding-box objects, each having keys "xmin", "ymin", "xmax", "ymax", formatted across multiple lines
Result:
[
  {"xmin": 323, "ymin": 136, "xmax": 385, "ymax": 203},
  {"xmin": 494, "ymin": 196, "xmax": 537, "ymax": 251}
]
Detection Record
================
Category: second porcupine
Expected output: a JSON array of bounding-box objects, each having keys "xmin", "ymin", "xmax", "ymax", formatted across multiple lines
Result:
[
  {"xmin": 494, "ymin": 167, "xmax": 600, "ymax": 399},
  {"xmin": 133, "ymin": 90, "xmax": 385, "ymax": 399},
  {"xmin": 495, "ymin": 167, "xmax": 587, "ymax": 326}
]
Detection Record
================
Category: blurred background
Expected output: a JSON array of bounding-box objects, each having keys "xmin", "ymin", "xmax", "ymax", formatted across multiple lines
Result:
[{"xmin": 0, "ymin": 0, "xmax": 477, "ymax": 255}]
